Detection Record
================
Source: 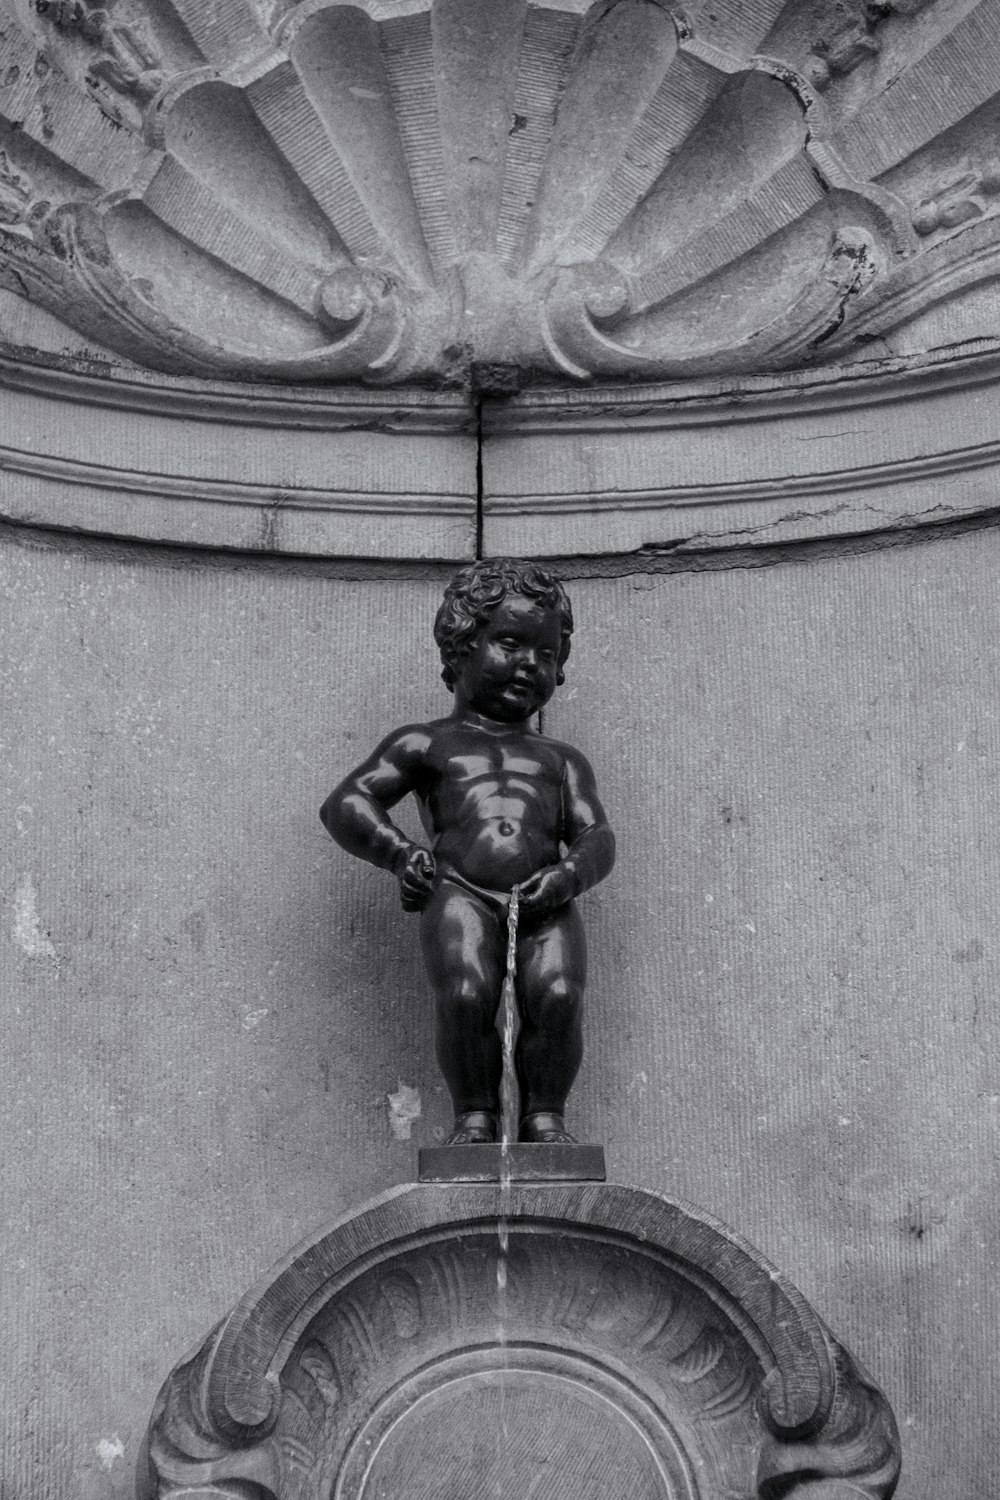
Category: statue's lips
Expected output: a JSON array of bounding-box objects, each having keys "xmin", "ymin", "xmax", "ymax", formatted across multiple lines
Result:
[{"xmin": 497, "ymin": 682, "xmax": 538, "ymax": 709}]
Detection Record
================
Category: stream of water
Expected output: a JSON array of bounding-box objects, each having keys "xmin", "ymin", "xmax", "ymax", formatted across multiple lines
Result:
[
  {"xmin": 495, "ymin": 884, "xmax": 520, "ymax": 1472},
  {"xmin": 497, "ymin": 884, "xmax": 519, "ymax": 1292},
  {"xmin": 499, "ymin": 883, "xmax": 520, "ymax": 1162}
]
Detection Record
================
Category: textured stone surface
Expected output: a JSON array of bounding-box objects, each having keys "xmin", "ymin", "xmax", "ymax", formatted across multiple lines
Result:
[
  {"xmin": 417, "ymin": 1142, "xmax": 606, "ymax": 1181},
  {"xmin": 481, "ymin": 348, "xmax": 1000, "ymax": 557},
  {"xmin": 141, "ymin": 1182, "xmax": 899, "ymax": 1499},
  {"xmin": 8, "ymin": 346, "xmax": 1000, "ymax": 559},
  {"xmin": 0, "ymin": 529, "xmax": 998, "ymax": 1497},
  {"xmin": 0, "ymin": 9, "xmax": 996, "ymax": 1497},
  {"xmin": 0, "ymin": 356, "xmax": 477, "ymax": 559},
  {"xmin": 4, "ymin": 0, "xmax": 1000, "ymax": 384}
]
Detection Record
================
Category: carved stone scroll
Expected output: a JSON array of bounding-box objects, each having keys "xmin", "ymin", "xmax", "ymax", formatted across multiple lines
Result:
[
  {"xmin": 4, "ymin": 0, "xmax": 1000, "ymax": 385},
  {"xmin": 140, "ymin": 1182, "xmax": 901, "ymax": 1500}
]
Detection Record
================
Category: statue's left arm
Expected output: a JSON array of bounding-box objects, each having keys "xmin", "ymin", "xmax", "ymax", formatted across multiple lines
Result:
[
  {"xmin": 518, "ymin": 747, "xmax": 615, "ymax": 915},
  {"xmin": 559, "ymin": 747, "xmax": 616, "ymax": 897}
]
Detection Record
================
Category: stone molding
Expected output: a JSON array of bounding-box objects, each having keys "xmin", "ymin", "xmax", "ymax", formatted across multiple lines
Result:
[
  {"xmin": 482, "ymin": 343, "xmax": 1000, "ymax": 556},
  {"xmin": 140, "ymin": 1181, "xmax": 901, "ymax": 1500},
  {"xmin": 0, "ymin": 352, "xmax": 477, "ymax": 558},
  {"xmin": 0, "ymin": 349, "xmax": 477, "ymax": 431},
  {"xmin": 4, "ymin": 344, "xmax": 1000, "ymax": 560},
  {"xmin": 3, "ymin": 0, "xmax": 1000, "ymax": 386}
]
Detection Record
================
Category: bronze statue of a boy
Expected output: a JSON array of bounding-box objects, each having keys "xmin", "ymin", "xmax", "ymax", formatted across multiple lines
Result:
[{"xmin": 321, "ymin": 559, "xmax": 615, "ymax": 1146}]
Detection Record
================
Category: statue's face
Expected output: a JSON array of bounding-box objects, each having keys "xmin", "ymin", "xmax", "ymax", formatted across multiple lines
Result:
[{"xmin": 453, "ymin": 593, "xmax": 563, "ymax": 721}]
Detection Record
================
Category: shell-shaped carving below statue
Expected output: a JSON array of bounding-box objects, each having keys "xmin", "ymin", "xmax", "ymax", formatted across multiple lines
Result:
[{"xmin": 2, "ymin": 0, "xmax": 1000, "ymax": 385}]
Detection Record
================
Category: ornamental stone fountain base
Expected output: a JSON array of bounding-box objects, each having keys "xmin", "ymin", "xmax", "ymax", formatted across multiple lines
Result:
[{"xmin": 140, "ymin": 1175, "xmax": 900, "ymax": 1500}]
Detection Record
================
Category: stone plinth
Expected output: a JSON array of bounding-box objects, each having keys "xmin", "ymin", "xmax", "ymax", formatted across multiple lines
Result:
[
  {"xmin": 140, "ymin": 1181, "xmax": 900, "ymax": 1500},
  {"xmin": 417, "ymin": 1142, "xmax": 606, "ymax": 1182}
]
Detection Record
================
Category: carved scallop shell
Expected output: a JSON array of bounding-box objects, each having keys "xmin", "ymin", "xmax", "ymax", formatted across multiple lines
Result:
[{"xmin": 2, "ymin": 0, "xmax": 1000, "ymax": 384}]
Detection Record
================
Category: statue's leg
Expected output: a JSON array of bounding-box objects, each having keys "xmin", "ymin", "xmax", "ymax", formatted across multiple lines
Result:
[
  {"xmin": 515, "ymin": 900, "xmax": 586, "ymax": 1130},
  {"xmin": 419, "ymin": 880, "xmax": 505, "ymax": 1127}
]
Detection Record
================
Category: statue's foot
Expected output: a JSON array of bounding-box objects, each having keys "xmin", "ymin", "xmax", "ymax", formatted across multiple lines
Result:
[
  {"xmin": 444, "ymin": 1111, "xmax": 498, "ymax": 1145},
  {"xmin": 519, "ymin": 1111, "xmax": 577, "ymax": 1145}
]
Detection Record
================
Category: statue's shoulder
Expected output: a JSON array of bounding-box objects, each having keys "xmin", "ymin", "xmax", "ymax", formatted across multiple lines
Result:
[
  {"xmin": 387, "ymin": 714, "xmax": 463, "ymax": 757},
  {"xmin": 370, "ymin": 720, "xmax": 438, "ymax": 764},
  {"xmin": 533, "ymin": 730, "xmax": 593, "ymax": 773},
  {"xmin": 419, "ymin": 714, "xmax": 461, "ymax": 743}
]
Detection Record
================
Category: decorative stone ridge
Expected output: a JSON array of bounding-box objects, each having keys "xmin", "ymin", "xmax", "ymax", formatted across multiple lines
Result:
[
  {"xmin": 5, "ymin": 344, "xmax": 1000, "ymax": 561},
  {"xmin": 2, "ymin": 0, "xmax": 1000, "ymax": 387},
  {"xmin": 140, "ymin": 1182, "xmax": 901, "ymax": 1499},
  {"xmin": 0, "ymin": 352, "xmax": 478, "ymax": 558},
  {"xmin": 480, "ymin": 344, "xmax": 1000, "ymax": 558}
]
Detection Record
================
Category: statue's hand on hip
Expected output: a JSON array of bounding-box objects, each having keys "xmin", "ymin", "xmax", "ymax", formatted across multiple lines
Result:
[
  {"xmin": 517, "ymin": 863, "xmax": 575, "ymax": 917},
  {"xmin": 399, "ymin": 847, "xmax": 436, "ymax": 912}
]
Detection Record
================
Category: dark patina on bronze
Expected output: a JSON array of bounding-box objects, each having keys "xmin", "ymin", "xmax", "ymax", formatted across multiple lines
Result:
[{"xmin": 321, "ymin": 559, "xmax": 615, "ymax": 1151}]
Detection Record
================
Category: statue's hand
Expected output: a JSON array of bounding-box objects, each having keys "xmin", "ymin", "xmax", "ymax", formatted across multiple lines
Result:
[
  {"xmin": 399, "ymin": 846, "xmax": 436, "ymax": 912},
  {"xmin": 517, "ymin": 863, "xmax": 575, "ymax": 917}
]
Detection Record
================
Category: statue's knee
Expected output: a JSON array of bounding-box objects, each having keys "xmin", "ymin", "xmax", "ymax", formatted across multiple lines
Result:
[
  {"xmin": 539, "ymin": 978, "xmax": 583, "ymax": 1029},
  {"xmin": 440, "ymin": 978, "xmax": 494, "ymax": 1029}
]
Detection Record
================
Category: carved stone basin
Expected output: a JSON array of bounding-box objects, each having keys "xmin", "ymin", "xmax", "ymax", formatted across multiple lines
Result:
[
  {"xmin": 140, "ymin": 1181, "xmax": 900, "ymax": 1500},
  {"xmin": 342, "ymin": 1354, "xmax": 683, "ymax": 1498}
]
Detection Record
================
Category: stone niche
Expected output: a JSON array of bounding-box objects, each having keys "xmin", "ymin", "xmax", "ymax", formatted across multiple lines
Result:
[
  {"xmin": 141, "ymin": 1182, "xmax": 900, "ymax": 1500},
  {"xmin": 6, "ymin": 3, "xmax": 996, "ymax": 1495},
  {"xmin": 7, "ymin": 0, "xmax": 1000, "ymax": 567}
]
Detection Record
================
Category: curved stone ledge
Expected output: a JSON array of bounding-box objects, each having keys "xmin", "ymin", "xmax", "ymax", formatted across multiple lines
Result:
[
  {"xmin": 482, "ymin": 344, "xmax": 1000, "ymax": 558},
  {"xmin": 140, "ymin": 1180, "xmax": 901, "ymax": 1500},
  {"xmin": 0, "ymin": 349, "xmax": 476, "ymax": 431},
  {"xmin": 3, "ymin": 345, "xmax": 1000, "ymax": 562},
  {"xmin": 0, "ymin": 353, "xmax": 477, "ymax": 559}
]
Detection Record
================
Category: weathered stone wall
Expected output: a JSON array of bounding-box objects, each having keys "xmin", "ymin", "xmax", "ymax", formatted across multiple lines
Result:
[{"xmin": 1, "ymin": 520, "xmax": 996, "ymax": 1499}]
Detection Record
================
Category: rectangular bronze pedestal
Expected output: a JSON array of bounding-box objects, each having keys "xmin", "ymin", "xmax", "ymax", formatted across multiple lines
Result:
[{"xmin": 418, "ymin": 1142, "xmax": 606, "ymax": 1183}]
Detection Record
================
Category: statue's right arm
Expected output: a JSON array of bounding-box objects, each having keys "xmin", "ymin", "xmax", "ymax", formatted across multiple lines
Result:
[{"xmin": 320, "ymin": 726, "xmax": 432, "ymax": 876}]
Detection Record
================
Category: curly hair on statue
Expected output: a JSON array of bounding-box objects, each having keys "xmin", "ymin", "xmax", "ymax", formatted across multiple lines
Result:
[{"xmin": 433, "ymin": 558, "xmax": 574, "ymax": 690}]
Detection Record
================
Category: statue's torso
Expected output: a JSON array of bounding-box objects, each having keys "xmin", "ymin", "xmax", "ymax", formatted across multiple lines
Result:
[{"xmin": 417, "ymin": 721, "xmax": 566, "ymax": 889}]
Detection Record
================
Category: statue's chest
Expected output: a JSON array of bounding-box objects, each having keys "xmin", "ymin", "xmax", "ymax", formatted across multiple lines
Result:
[{"xmin": 425, "ymin": 738, "xmax": 561, "ymax": 799}]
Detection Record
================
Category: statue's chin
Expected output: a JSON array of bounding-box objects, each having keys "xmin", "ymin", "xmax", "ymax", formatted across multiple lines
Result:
[
  {"xmin": 487, "ymin": 701, "xmax": 538, "ymax": 724},
  {"xmin": 464, "ymin": 690, "xmax": 539, "ymax": 722}
]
